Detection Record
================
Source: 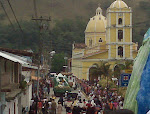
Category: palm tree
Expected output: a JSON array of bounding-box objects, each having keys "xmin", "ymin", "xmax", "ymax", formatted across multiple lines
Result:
[
  {"xmin": 114, "ymin": 60, "xmax": 133, "ymax": 78},
  {"xmin": 101, "ymin": 62, "xmax": 111, "ymax": 78},
  {"xmin": 124, "ymin": 60, "xmax": 133, "ymax": 69},
  {"xmin": 90, "ymin": 63, "xmax": 103, "ymax": 83},
  {"xmin": 114, "ymin": 64, "xmax": 124, "ymax": 78},
  {"xmin": 100, "ymin": 61, "xmax": 111, "ymax": 100},
  {"xmin": 100, "ymin": 62, "xmax": 112, "ymax": 88}
]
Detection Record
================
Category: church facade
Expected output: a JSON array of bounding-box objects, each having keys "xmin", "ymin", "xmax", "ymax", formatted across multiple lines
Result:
[{"xmin": 71, "ymin": 0, "xmax": 138, "ymax": 80}]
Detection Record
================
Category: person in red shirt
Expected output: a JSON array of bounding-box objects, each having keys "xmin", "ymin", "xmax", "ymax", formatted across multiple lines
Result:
[
  {"xmin": 38, "ymin": 101, "xmax": 42, "ymax": 113},
  {"xmin": 86, "ymin": 100, "xmax": 92, "ymax": 107}
]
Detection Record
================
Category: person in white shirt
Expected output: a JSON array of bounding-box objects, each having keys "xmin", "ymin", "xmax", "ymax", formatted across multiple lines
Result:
[
  {"xmin": 77, "ymin": 90, "xmax": 82, "ymax": 100},
  {"xmin": 77, "ymin": 99, "xmax": 83, "ymax": 109}
]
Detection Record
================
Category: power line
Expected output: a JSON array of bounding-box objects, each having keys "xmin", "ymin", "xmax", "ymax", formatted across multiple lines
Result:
[
  {"xmin": 0, "ymin": 0, "xmax": 15, "ymax": 30},
  {"xmin": 6, "ymin": 0, "xmax": 24, "ymax": 34}
]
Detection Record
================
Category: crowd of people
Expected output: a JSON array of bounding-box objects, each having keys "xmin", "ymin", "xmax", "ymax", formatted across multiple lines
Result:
[
  {"xmin": 27, "ymin": 77, "xmax": 134, "ymax": 114},
  {"xmin": 61, "ymin": 79, "xmax": 125, "ymax": 114},
  {"xmin": 28, "ymin": 78, "xmax": 58, "ymax": 114},
  {"xmin": 79, "ymin": 79, "xmax": 124, "ymax": 113}
]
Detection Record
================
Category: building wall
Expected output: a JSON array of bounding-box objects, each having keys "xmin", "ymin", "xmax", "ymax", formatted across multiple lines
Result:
[
  {"xmin": 4, "ymin": 97, "xmax": 19, "ymax": 114},
  {"xmin": 0, "ymin": 92, "xmax": 6, "ymax": 114},
  {"xmin": 82, "ymin": 61, "xmax": 98, "ymax": 80},
  {"xmin": 0, "ymin": 58, "xmax": 21, "ymax": 87},
  {"xmin": 71, "ymin": 59, "xmax": 82, "ymax": 79},
  {"xmin": 85, "ymin": 33, "xmax": 106, "ymax": 47},
  {"xmin": 21, "ymin": 84, "xmax": 32, "ymax": 111},
  {"xmin": 22, "ymin": 71, "xmax": 31, "ymax": 83},
  {"xmin": 1, "ymin": 58, "xmax": 12, "ymax": 86}
]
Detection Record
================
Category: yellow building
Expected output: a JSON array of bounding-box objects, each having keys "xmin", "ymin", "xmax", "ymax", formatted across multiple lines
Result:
[{"xmin": 71, "ymin": 0, "xmax": 138, "ymax": 80}]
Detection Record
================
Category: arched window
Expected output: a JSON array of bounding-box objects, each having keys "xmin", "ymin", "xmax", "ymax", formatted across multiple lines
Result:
[
  {"xmin": 118, "ymin": 30, "xmax": 123, "ymax": 41},
  {"xmin": 118, "ymin": 46, "xmax": 123, "ymax": 58},
  {"xmin": 99, "ymin": 38, "xmax": 102, "ymax": 42},
  {"xmin": 91, "ymin": 40, "xmax": 92, "ymax": 46},
  {"xmin": 118, "ymin": 18, "xmax": 122, "ymax": 25},
  {"xmin": 89, "ymin": 40, "xmax": 92, "ymax": 46}
]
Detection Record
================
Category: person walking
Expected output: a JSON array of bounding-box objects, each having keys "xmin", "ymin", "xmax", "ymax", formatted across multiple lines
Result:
[
  {"xmin": 57, "ymin": 102, "xmax": 63, "ymax": 114},
  {"xmin": 77, "ymin": 90, "xmax": 82, "ymax": 100},
  {"xmin": 77, "ymin": 99, "xmax": 83, "ymax": 112},
  {"xmin": 65, "ymin": 98, "xmax": 72, "ymax": 113},
  {"xmin": 51, "ymin": 99, "xmax": 57, "ymax": 114},
  {"xmin": 58, "ymin": 96, "xmax": 64, "ymax": 106}
]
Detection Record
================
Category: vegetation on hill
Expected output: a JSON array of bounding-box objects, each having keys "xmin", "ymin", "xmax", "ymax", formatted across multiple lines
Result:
[{"xmin": 0, "ymin": 0, "xmax": 150, "ymax": 57}]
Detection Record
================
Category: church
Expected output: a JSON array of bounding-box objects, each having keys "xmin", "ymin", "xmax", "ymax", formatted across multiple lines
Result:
[{"xmin": 71, "ymin": 0, "xmax": 138, "ymax": 80}]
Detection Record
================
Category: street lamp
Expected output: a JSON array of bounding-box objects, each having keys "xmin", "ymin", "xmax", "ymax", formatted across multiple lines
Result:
[
  {"xmin": 49, "ymin": 51, "xmax": 55, "ymax": 73},
  {"xmin": 64, "ymin": 57, "xmax": 68, "ymax": 72}
]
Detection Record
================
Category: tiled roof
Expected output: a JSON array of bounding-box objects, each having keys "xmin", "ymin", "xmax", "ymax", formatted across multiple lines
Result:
[
  {"xmin": 74, "ymin": 43, "xmax": 87, "ymax": 49},
  {"xmin": 82, "ymin": 49, "xmax": 108, "ymax": 59},
  {"xmin": 0, "ymin": 47, "xmax": 33, "ymax": 56}
]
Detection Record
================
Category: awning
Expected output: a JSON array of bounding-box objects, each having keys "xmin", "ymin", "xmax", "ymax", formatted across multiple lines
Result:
[
  {"xmin": 0, "ymin": 51, "xmax": 29, "ymax": 65},
  {"xmin": 22, "ymin": 64, "xmax": 38, "ymax": 70},
  {"xmin": 31, "ymin": 76, "xmax": 41, "ymax": 80}
]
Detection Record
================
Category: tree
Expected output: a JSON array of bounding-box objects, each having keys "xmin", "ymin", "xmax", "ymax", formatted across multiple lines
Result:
[
  {"xmin": 90, "ymin": 63, "xmax": 103, "ymax": 82},
  {"xmin": 124, "ymin": 60, "xmax": 133, "ymax": 69},
  {"xmin": 51, "ymin": 53, "xmax": 66, "ymax": 73},
  {"xmin": 101, "ymin": 62, "xmax": 111, "ymax": 78},
  {"xmin": 114, "ymin": 60, "xmax": 133, "ymax": 78},
  {"xmin": 100, "ymin": 62, "xmax": 112, "ymax": 91}
]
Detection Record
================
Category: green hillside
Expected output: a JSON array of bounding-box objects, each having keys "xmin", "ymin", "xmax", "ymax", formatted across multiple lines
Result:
[
  {"xmin": 0, "ymin": 0, "xmax": 150, "ymax": 55},
  {"xmin": 1, "ymin": 0, "xmax": 149, "ymax": 23}
]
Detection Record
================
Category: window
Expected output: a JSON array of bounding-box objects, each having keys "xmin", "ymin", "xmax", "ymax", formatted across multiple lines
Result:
[
  {"xmin": 118, "ymin": 46, "xmax": 123, "ymax": 58},
  {"xmin": 118, "ymin": 30, "xmax": 123, "ymax": 41},
  {"xmin": 89, "ymin": 40, "xmax": 92, "ymax": 47},
  {"xmin": 89, "ymin": 40, "xmax": 91, "ymax": 46},
  {"xmin": 99, "ymin": 38, "xmax": 102, "ymax": 42},
  {"xmin": 118, "ymin": 18, "xmax": 122, "ymax": 25}
]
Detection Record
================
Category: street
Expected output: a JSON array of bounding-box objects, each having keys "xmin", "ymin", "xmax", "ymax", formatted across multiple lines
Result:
[{"xmin": 49, "ymin": 87, "xmax": 87, "ymax": 114}]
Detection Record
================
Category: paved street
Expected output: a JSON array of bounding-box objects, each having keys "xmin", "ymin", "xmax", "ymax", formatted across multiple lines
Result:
[{"xmin": 49, "ymin": 87, "xmax": 87, "ymax": 114}]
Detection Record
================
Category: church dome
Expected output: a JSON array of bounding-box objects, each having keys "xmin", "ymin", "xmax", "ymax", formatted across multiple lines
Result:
[
  {"xmin": 110, "ymin": 0, "xmax": 128, "ymax": 9},
  {"xmin": 85, "ymin": 7, "xmax": 107, "ymax": 33}
]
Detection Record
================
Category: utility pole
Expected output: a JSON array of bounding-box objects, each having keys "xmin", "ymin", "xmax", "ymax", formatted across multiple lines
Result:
[
  {"xmin": 32, "ymin": 16, "xmax": 51, "ymax": 95},
  {"xmin": 0, "ymin": 61, "xmax": 1, "ymax": 114},
  {"xmin": 32, "ymin": 16, "xmax": 51, "ymax": 114}
]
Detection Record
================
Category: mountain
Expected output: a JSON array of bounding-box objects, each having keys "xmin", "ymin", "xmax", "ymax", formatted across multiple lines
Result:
[{"xmin": 0, "ymin": 0, "xmax": 150, "ymax": 46}]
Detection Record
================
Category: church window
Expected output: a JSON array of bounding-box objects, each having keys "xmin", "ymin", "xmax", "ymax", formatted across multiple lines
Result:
[
  {"xmin": 99, "ymin": 38, "xmax": 102, "ymax": 42},
  {"xmin": 118, "ymin": 18, "xmax": 122, "ymax": 25},
  {"xmin": 91, "ymin": 40, "xmax": 92, "ymax": 46},
  {"xmin": 89, "ymin": 40, "xmax": 92, "ymax": 47},
  {"xmin": 118, "ymin": 46, "xmax": 123, "ymax": 58},
  {"xmin": 118, "ymin": 30, "xmax": 123, "ymax": 41}
]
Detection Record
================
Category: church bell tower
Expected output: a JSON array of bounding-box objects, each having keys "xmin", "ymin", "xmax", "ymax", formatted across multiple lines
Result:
[{"xmin": 106, "ymin": 0, "xmax": 133, "ymax": 60}]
